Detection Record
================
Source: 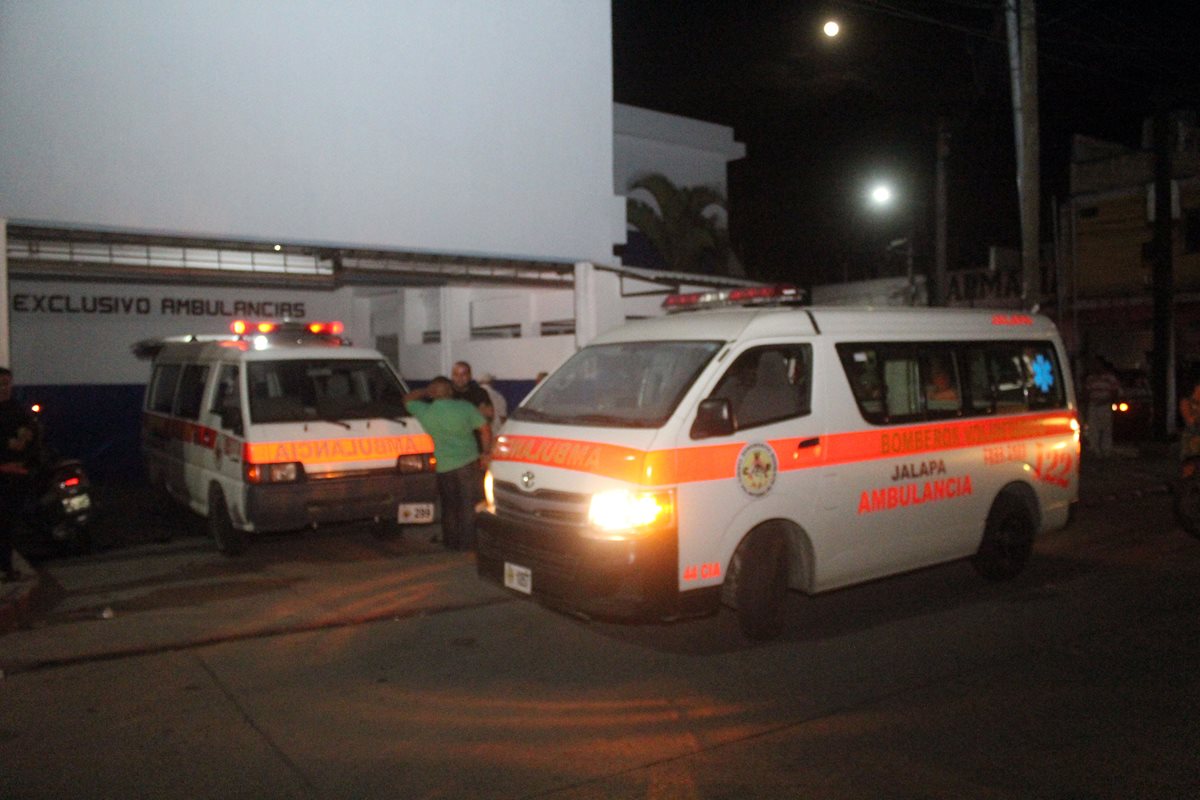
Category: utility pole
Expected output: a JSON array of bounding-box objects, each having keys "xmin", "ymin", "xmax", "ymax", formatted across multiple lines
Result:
[
  {"xmin": 1006, "ymin": 0, "xmax": 1040, "ymax": 311},
  {"xmin": 932, "ymin": 118, "xmax": 950, "ymax": 306},
  {"xmin": 1151, "ymin": 107, "xmax": 1176, "ymax": 439}
]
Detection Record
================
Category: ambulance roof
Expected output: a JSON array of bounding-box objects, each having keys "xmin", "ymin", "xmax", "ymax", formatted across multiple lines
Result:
[
  {"xmin": 149, "ymin": 338, "xmax": 387, "ymax": 363},
  {"xmin": 592, "ymin": 305, "xmax": 1059, "ymax": 346}
]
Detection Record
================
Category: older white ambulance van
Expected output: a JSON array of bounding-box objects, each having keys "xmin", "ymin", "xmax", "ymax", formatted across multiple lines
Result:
[
  {"xmin": 139, "ymin": 320, "xmax": 438, "ymax": 554},
  {"xmin": 476, "ymin": 287, "xmax": 1079, "ymax": 638}
]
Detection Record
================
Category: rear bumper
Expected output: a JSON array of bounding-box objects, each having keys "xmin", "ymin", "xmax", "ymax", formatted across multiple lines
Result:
[
  {"xmin": 476, "ymin": 511, "xmax": 718, "ymax": 620},
  {"xmin": 245, "ymin": 471, "xmax": 438, "ymax": 532}
]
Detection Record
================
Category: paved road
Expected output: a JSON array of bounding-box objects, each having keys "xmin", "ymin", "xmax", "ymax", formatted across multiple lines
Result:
[{"xmin": 1, "ymin": 457, "xmax": 1198, "ymax": 798}]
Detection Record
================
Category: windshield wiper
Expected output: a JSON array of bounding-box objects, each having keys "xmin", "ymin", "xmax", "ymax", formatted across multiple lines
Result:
[
  {"xmin": 513, "ymin": 408, "xmax": 556, "ymax": 422},
  {"xmin": 566, "ymin": 413, "xmax": 637, "ymax": 426},
  {"xmin": 317, "ymin": 416, "xmax": 352, "ymax": 430}
]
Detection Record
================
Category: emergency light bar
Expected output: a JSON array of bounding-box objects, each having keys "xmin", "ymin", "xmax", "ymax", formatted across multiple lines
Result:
[
  {"xmin": 230, "ymin": 319, "xmax": 346, "ymax": 342},
  {"xmin": 663, "ymin": 284, "xmax": 804, "ymax": 312}
]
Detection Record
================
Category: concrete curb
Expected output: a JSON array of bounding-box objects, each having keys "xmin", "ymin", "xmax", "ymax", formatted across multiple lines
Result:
[{"xmin": 0, "ymin": 551, "xmax": 40, "ymax": 634}]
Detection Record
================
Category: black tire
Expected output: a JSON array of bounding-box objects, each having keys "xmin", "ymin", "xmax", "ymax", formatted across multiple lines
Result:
[
  {"xmin": 208, "ymin": 485, "xmax": 246, "ymax": 556},
  {"xmin": 734, "ymin": 528, "xmax": 790, "ymax": 640},
  {"xmin": 1173, "ymin": 469, "xmax": 1200, "ymax": 539},
  {"xmin": 972, "ymin": 493, "xmax": 1034, "ymax": 580}
]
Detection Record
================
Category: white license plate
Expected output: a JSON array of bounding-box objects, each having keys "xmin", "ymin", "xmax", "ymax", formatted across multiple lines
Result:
[
  {"xmin": 63, "ymin": 494, "xmax": 91, "ymax": 513},
  {"xmin": 504, "ymin": 562, "xmax": 532, "ymax": 595},
  {"xmin": 397, "ymin": 502, "xmax": 435, "ymax": 524}
]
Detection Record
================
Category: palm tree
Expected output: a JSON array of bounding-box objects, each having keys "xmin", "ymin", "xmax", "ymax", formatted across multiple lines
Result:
[{"xmin": 626, "ymin": 173, "xmax": 739, "ymax": 276}]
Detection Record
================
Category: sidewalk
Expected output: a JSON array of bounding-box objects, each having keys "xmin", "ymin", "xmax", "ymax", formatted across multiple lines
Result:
[
  {"xmin": 1075, "ymin": 441, "xmax": 1177, "ymax": 507},
  {"xmin": 0, "ymin": 443, "xmax": 1183, "ymax": 650},
  {"xmin": 0, "ymin": 551, "xmax": 39, "ymax": 635}
]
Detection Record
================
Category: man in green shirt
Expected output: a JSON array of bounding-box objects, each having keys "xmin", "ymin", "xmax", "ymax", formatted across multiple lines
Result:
[{"xmin": 404, "ymin": 376, "xmax": 491, "ymax": 550}]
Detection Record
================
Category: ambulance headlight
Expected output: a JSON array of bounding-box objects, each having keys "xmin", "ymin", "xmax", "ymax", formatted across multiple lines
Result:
[
  {"xmin": 587, "ymin": 489, "xmax": 674, "ymax": 538},
  {"xmin": 246, "ymin": 462, "xmax": 303, "ymax": 484},
  {"xmin": 483, "ymin": 469, "xmax": 495, "ymax": 513}
]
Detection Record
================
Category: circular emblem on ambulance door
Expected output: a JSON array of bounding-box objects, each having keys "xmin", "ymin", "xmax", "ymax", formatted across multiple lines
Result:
[
  {"xmin": 520, "ymin": 471, "xmax": 536, "ymax": 491},
  {"xmin": 737, "ymin": 443, "xmax": 778, "ymax": 497}
]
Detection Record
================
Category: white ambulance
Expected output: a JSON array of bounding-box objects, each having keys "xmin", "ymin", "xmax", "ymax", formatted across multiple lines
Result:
[
  {"xmin": 138, "ymin": 320, "xmax": 438, "ymax": 554},
  {"xmin": 476, "ymin": 287, "xmax": 1079, "ymax": 638}
]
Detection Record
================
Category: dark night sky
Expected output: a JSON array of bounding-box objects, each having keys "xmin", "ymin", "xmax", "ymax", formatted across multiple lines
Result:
[{"xmin": 612, "ymin": 0, "xmax": 1200, "ymax": 287}]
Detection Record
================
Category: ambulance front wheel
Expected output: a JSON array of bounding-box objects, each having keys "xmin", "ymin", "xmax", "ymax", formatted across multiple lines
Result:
[
  {"xmin": 972, "ymin": 491, "xmax": 1034, "ymax": 581},
  {"xmin": 208, "ymin": 485, "xmax": 246, "ymax": 556},
  {"xmin": 733, "ymin": 527, "xmax": 789, "ymax": 640}
]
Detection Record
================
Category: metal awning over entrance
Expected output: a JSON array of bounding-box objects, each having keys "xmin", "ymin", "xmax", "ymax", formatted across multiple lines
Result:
[{"xmin": 5, "ymin": 225, "xmax": 578, "ymax": 289}]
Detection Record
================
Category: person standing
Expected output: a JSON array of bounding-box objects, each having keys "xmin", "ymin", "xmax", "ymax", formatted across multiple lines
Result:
[
  {"xmin": 1, "ymin": 367, "xmax": 36, "ymax": 582},
  {"xmin": 404, "ymin": 377, "xmax": 491, "ymax": 551},
  {"xmin": 450, "ymin": 361, "xmax": 494, "ymax": 421},
  {"xmin": 1083, "ymin": 356, "xmax": 1121, "ymax": 458},
  {"xmin": 1179, "ymin": 377, "xmax": 1200, "ymax": 460},
  {"xmin": 449, "ymin": 360, "xmax": 493, "ymax": 503}
]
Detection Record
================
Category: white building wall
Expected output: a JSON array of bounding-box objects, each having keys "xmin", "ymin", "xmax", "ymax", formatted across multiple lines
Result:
[
  {"xmin": 613, "ymin": 103, "xmax": 746, "ymax": 196},
  {"xmin": 0, "ymin": 1, "xmax": 622, "ymax": 264},
  {"xmin": 9, "ymin": 280, "xmax": 361, "ymax": 385}
]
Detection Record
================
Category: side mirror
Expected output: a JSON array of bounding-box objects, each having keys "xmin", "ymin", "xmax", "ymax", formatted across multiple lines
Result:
[
  {"xmin": 220, "ymin": 406, "xmax": 244, "ymax": 436},
  {"xmin": 690, "ymin": 398, "xmax": 734, "ymax": 440}
]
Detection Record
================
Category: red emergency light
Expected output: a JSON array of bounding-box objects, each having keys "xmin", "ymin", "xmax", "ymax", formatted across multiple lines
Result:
[
  {"xmin": 231, "ymin": 319, "xmax": 346, "ymax": 342},
  {"xmin": 663, "ymin": 284, "xmax": 802, "ymax": 312},
  {"xmin": 307, "ymin": 321, "xmax": 345, "ymax": 335}
]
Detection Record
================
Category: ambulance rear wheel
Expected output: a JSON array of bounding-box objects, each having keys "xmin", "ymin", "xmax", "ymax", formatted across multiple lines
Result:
[
  {"xmin": 735, "ymin": 528, "xmax": 789, "ymax": 640},
  {"xmin": 208, "ymin": 485, "xmax": 246, "ymax": 556},
  {"xmin": 972, "ymin": 493, "xmax": 1033, "ymax": 580}
]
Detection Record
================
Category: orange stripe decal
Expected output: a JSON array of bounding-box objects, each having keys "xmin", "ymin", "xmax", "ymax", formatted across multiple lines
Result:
[
  {"xmin": 494, "ymin": 411, "xmax": 1077, "ymax": 486},
  {"xmin": 245, "ymin": 434, "xmax": 434, "ymax": 465},
  {"xmin": 144, "ymin": 412, "xmax": 434, "ymax": 465}
]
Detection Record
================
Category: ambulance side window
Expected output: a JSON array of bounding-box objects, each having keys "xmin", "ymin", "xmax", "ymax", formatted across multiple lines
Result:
[
  {"xmin": 963, "ymin": 349, "xmax": 996, "ymax": 414},
  {"xmin": 710, "ymin": 344, "xmax": 811, "ymax": 430},
  {"xmin": 210, "ymin": 366, "xmax": 240, "ymax": 417},
  {"xmin": 841, "ymin": 341, "xmax": 1066, "ymax": 425},
  {"xmin": 175, "ymin": 364, "xmax": 209, "ymax": 421},
  {"xmin": 148, "ymin": 364, "xmax": 182, "ymax": 414}
]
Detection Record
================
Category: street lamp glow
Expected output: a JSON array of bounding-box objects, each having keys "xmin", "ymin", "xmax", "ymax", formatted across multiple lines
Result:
[
  {"xmin": 869, "ymin": 183, "xmax": 894, "ymax": 207},
  {"xmin": 823, "ymin": 20, "xmax": 840, "ymax": 38}
]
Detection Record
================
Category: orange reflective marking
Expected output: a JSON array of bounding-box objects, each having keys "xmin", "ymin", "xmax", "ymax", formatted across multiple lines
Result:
[
  {"xmin": 494, "ymin": 411, "xmax": 1078, "ymax": 486},
  {"xmin": 143, "ymin": 414, "xmax": 218, "ymax": 450},
  {"xmin": 245, "ymin": 434, "xmax": 434, "ymax": 465},
  {"xmin": 144, "ymin": 412, "xmax": 433, "ymax": 465}
]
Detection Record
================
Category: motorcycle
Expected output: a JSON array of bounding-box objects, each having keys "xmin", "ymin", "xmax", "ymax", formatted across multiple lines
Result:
[{"xmin": 24, "ymin": 403, "xmax": 95, "ymax": 554}]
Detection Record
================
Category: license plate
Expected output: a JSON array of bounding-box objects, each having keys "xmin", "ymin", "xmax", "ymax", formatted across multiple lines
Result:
[
  {"xmin": 63, "ymin": 494, "xmax": 91, "ymax": 513},
  {"xmin": 397, "ymin": 502, "xmax": 435, "ymax": 524},
  {"xmin": 504, "ymin": 562, "xmax": 532, "ymax": 595}
]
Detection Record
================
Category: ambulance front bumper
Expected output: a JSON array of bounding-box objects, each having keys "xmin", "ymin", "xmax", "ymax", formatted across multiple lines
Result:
[
  {"xmin": 476, "ymin": 511, "xmax": 717, "ymax": 620},
  {"xmin": 245, "ymin": 471, "xmax": 438, "ymax": 532}
]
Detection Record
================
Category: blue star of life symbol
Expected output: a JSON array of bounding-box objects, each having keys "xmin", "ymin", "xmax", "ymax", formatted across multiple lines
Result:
[{"xmin": 1031, "ymin": 354, "xmax": 1054, "ymax": 393}]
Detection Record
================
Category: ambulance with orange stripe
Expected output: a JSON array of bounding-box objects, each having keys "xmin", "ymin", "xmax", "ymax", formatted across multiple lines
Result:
[
  {"xmin": 477, "ymin": 287, "xmax": 1079, "ymax": 638},
  {"xmin": 138, "ymin": 320, "xmax": 437, "ymax": 554}
]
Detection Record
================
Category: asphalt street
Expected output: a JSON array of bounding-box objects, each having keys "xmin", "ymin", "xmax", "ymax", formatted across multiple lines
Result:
[{"xmin": 0, "ymin": 448, "xmax": 1196, "ymax": 798}]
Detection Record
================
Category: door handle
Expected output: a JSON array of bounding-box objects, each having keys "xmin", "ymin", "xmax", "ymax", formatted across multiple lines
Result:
[{"xmin": 797, "ymin": 437, "xmax": 820, "ymax": 449}]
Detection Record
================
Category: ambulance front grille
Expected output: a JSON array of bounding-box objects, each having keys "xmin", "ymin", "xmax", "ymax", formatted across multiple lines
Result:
[{"xmin": 493, "ymin": 481, "xmax": 589, "ymax": 527}]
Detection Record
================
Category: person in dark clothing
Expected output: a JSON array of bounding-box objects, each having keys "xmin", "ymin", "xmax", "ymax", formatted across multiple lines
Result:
[
  {"xmin": 403, "ymin": 377, "xmax": 492, "ymax": 551},
  {"xmin": 450, "ymin": 361, "xmax": 493, "ymax": 503},
  {"xmin": 0, "ymin": 367, "xmax": 36, "ymax": 582},
  {"xmin": 450, "ymin": 360, "xmax": 494, "ymax": 421}
]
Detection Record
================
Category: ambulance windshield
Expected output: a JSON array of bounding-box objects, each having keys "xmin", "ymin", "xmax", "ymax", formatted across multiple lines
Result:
[
  {"xmin": 514, "ymin": 341, "xmax": 722, "ymax": 428},
  {"xmin": 247, "ymin": 359, "xmax": 408, "ymax": 423}
]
